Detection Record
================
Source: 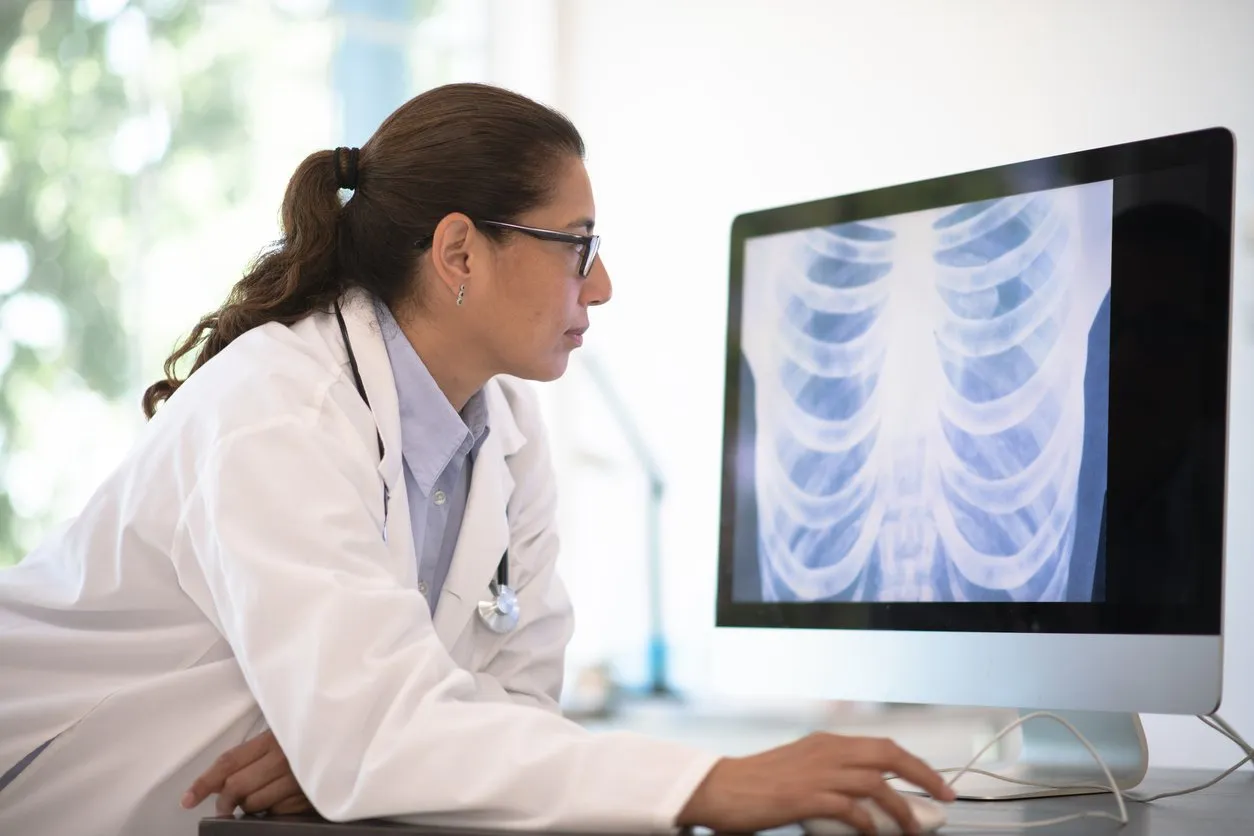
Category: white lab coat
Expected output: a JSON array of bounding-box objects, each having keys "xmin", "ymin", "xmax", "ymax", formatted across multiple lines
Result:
[{"xmin": 0, "ymin": 290, "xmax": 719, "ymax": 835}]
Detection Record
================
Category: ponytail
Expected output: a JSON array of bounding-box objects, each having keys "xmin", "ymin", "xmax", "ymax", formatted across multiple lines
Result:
[{"xmin": 141, "ymin": 149, "xmax": 347, "ymax": 418}]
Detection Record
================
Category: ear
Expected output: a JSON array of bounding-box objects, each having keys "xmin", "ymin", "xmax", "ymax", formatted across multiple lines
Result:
[{"xmin": 428, "ymin": 212, "xmax": 478, "ymax": 298}]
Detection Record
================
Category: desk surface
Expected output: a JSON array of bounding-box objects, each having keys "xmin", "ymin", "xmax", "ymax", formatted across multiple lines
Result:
[{"xmin": 200, "ymin": 768, "xmax": 1253, "ymax": 836}]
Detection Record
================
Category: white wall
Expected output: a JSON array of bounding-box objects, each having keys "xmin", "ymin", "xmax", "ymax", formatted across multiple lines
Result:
[{"xmin": 526, "ymin": 0, "xmax": 1254, "ymax": 769}]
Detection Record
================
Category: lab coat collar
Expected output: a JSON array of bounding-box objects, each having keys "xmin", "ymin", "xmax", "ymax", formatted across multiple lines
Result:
[{"xmin": 337, "ymin": 289, "xmax": 405, "ymax": 496}]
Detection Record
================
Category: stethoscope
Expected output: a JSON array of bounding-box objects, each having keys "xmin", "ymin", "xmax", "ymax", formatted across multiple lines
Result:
[{"xmin": 334, "ymin": 301, "xmax": 520, "ymax": 634}]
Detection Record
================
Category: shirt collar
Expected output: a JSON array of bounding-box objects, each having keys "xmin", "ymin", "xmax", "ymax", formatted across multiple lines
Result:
[{"xmin": 375, "ymin": 300, "xmax": 490, "ymax": 497}]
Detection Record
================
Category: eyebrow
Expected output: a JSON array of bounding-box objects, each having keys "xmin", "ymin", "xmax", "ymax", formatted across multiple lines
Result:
[{"xmin": 566, "ymin": 217, "xmax": 595, "ymax": 233}]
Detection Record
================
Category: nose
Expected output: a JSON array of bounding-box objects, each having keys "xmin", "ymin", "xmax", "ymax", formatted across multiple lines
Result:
[{"xmin": 582, "ymin": 255, "xmax": 612, "ymax": 307}]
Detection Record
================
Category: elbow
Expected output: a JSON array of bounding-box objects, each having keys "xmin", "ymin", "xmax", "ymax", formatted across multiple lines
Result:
[
  {"xmin": 295, "ymin": 757, "xmax": 385, "ymax": 823},
  {"xmin": 302, "ymin": 779, "xmax": 362, "ymax": 823}
]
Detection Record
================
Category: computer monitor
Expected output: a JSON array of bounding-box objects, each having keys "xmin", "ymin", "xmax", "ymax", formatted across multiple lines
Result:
[{"xmin": 715, "ymin": 127, "xmax": 1234, "ymax": 798}]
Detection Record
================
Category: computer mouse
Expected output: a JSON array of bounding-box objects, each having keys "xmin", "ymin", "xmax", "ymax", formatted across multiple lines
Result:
[{"xmin": 801, "ymin": 794, "xmax": 948, "ymax": 835}]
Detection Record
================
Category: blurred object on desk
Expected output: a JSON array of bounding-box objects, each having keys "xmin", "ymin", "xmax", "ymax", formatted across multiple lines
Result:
[{"xmin": 572, "ymin": 694, "xmax": 1009, "ymax": 766}]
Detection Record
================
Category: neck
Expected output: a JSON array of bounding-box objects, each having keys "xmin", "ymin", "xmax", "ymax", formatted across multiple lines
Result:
[{"xmin": 396, "ymin": 307, "xmax": 488, "ymax": 413}]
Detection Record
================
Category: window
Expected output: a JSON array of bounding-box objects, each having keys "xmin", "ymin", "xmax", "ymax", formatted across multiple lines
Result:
[{"xmin": 0, "ymin": 0, "xmax": 487, "ymax": 565}]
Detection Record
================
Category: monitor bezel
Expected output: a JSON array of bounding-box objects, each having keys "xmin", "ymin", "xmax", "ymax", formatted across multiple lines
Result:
[{"xmin": 716, "ymin": 126, "xmax": 1235, "ymax": 637}]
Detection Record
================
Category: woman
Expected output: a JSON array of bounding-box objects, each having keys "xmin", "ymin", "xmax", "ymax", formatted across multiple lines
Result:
[{"xmin": 0, "ymin": 83, "xmax": 952, "ymax": 835}]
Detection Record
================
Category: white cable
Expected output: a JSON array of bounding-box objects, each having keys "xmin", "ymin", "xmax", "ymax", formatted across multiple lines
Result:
[
  {"xmin": 1206, "ymin": 712, "xmax": 1254, "ymax": 760},
  {"xmin": 940, "ymin": 710, "xmax": 1129, "ymax": 830},
  {"xmin": 933, "ymin": 710, "xmax": 1252, "ymax": 831},
  {"xmin": 941, "ymin": 718, "xmax": 1251, "ymax": 799},
  {"xmin": 1122, "ymin": 714, "xmax": 1252, "ymax": 803}
]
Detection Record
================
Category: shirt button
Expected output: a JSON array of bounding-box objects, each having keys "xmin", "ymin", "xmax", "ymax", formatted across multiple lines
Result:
[
  {"xmin": 433, "ymin": 490, "xmax": 446, "ymax": 506},
  {"xmin": 418, "ymin": 581, "xmax": 428, "ymax": 596}
]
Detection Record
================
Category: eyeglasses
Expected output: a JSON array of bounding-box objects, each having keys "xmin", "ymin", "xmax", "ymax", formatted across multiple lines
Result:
[
  {"xmin": 478, "ymin": 220, "xmax": 600, "ymax": 277},
  {"xmin": 413, "ymin": 220, "xmax": 600, "ymax": 278}
]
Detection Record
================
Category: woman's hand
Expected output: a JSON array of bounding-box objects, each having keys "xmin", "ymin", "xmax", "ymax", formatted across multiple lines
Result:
[
  {"xmin": 676, "ymin": 732, "xmax": 955, "ymax": 835},
  {"xmin": 181, "ymin": 730, "xmax": 313, "ymax": 817}
]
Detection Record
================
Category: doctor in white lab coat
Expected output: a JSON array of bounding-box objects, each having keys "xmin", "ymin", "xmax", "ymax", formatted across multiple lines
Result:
[{"xmin": 0, "ymin": 82, "xmax": 953, "ymax": 836}]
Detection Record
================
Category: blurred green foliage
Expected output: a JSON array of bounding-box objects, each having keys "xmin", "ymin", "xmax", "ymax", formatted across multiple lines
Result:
[{"xmin": 0, "ymin": 0, "xmax": 248, "ymax": 565}]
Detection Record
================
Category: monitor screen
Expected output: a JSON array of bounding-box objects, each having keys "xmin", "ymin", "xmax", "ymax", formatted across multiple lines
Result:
[{"xmin": 717, "ymin": 127, "xmax": 1233, "ymax": 638}]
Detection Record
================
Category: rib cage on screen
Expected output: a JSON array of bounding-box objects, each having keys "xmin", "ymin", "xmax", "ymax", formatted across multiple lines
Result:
[{"xmin": 742, "ymin": 180, "xmax": 1114, "ymax": 603}]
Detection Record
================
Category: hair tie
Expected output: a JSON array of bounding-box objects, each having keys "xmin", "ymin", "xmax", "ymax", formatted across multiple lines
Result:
[{"xmin": 333, "ymin": 146, "xmax": 360, "ymax": 191}]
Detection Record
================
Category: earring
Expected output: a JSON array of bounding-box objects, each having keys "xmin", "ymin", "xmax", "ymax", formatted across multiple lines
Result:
[{"xmin": 456, "ymin": 284, "xmax": 466, "ymax": 307}]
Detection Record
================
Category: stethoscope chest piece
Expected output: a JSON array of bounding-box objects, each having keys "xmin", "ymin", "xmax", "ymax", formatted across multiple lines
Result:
[
  {"xmin": 478, "ymin": 548, "xmax": 519, "ymax": 633},
  {"xmin": 478, "ymin": 580, "xmax": 520, "ymax": 634}
]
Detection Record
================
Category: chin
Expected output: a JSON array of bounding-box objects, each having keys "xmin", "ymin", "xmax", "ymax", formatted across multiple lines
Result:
[
  {"xmin": 507, "ymin": 354, "xmax": 570, "ymax": 383},
  {"xmin": 539, "ymin": 355, "xmax": 571, "ymax": 381}
]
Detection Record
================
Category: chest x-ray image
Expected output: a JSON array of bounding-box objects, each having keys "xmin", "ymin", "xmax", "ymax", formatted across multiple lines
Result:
[{"xmin": 739, "ymin": 180, "xmax": 1113, "ymax": 603}]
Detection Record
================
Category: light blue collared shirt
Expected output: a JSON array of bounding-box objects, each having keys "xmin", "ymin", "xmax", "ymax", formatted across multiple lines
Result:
[{"xmin": 376, "ymin": 302, "xmax": 490, "ymax": 614}]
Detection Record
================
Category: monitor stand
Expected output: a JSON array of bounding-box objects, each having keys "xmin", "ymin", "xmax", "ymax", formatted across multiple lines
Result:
[{"xmin": 933, "ymin": 709, "xmax": 1150, "ymax": 800}]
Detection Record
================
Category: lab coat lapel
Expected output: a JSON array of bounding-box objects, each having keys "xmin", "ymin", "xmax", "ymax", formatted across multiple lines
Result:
[
  {"xmin": 433, "ymin": 427, "xmax": 514, "ymax": 647},
  {"xmin": 334, "ymin": 290, "xmax": 414, "ymax": 582},
  {"xmin": 337, "ymin": 290, "xmax": 404, "ymax": 494}
]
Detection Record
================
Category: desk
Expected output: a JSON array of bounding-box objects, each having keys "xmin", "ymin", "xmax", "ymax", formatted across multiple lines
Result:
[{"xmin": 200, "ymin": 768, "xmax": 1253, "ymax": 836}]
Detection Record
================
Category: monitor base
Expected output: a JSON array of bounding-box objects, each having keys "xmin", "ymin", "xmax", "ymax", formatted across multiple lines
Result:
[{"xmin": 903, "ymin": 709, "xmax": 1149, "ymax": 800}]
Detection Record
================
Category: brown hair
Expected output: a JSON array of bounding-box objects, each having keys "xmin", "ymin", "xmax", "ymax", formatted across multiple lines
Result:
[{"xmin": 141, "ymin": 82, "xmax": 585, "ymax": 418}]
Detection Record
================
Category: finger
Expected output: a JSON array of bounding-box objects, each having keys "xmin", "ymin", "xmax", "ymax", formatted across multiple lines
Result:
[
  {"xmin": 184, "ymin": 755, "xmax": 244, "ymax": 809},
  {"xmin": 269, "ymin": 791, "xmax": 313, "ymax": 816},
  {"xmin": 822, "ymin": 767, "xmax": 883, "ymax": 799},
  {"xmin": 864, "ymin": 784, "xmax": 919, "ymax": 836},
  {"xmin": 182, "ymin": 732, "xmax": 277, "ymax": 809},
  {"xmin": 269, "ymin": 793, "xmax": 314, "ymax": 816},
  {"xmin": 216, "ymin": 791, "xmax": 239, "ymax": 818},
  {"xmin": 889, "ymin": 752, "xmax": 954, "ymax": 801},
  {"xmin": 216, "ymin": 749, "xmax": 291, "ymax": 817},
  {"xmin": 821, "ymin": 766, "xmax": 920, "ymax": 834},
  {"xmin": 809, "ymin": 793, "xmax": 877, "ymax": 836},
  {"xmin": 847, "ymin": 738, "xmax": 954, "ymax": 801},
  {"xmin": 240, "ymin": 774, "xmax": 304, "ymax": 815}
]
